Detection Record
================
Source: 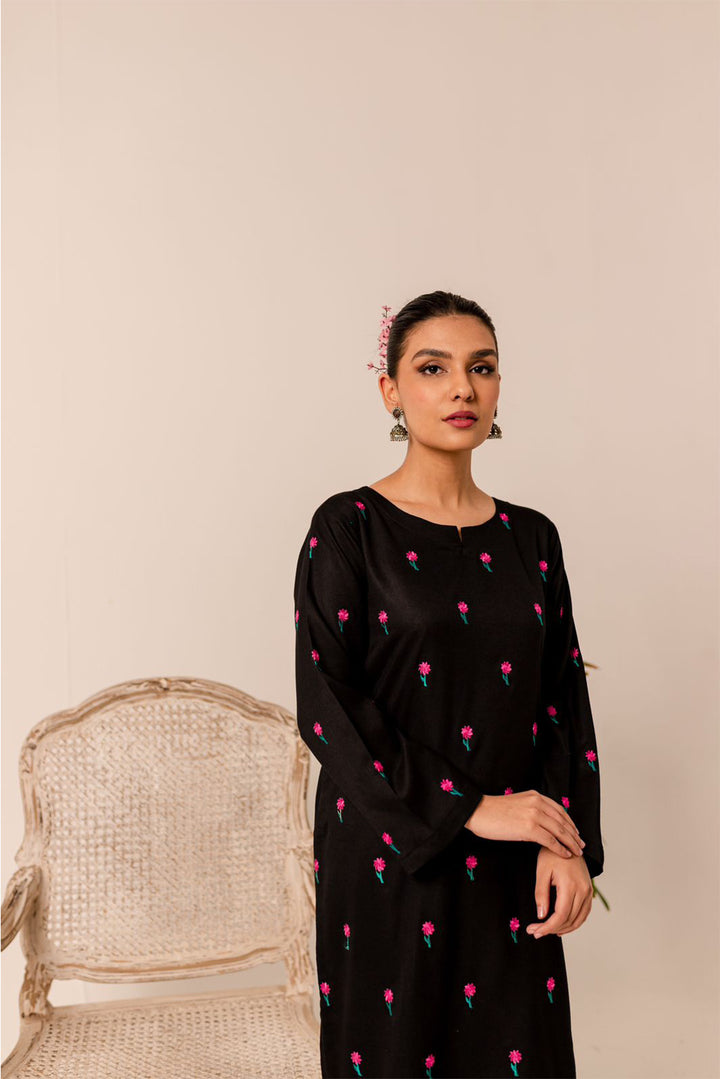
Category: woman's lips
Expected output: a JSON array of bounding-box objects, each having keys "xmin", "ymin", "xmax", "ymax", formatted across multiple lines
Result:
[{"xmin": 444, "ymin": 416, "xmax": 477, "ymax": 428}]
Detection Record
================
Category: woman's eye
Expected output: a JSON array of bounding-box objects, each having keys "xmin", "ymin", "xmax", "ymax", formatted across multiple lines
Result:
[{"xmin": 419, "ymin": 364, "xmax": 494, "ymax": 376}]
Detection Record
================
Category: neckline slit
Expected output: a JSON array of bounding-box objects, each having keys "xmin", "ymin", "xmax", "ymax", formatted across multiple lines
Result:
[{"xmin": 358, "ymin": 485, "xmax": 501, "ymax": 543}]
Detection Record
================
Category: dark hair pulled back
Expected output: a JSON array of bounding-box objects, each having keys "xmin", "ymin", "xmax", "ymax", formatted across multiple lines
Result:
[{"xmin": 384, "ymin": 290, "xmax": 498, "ymax": 382}]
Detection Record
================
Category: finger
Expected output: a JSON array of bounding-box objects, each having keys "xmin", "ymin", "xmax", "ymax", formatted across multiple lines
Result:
[
  {"xmin": 529, "ymin": 883, "xmax": 574, "ymax": 936},
  {"xmin": 542, "ymin": 809, "xmax": 585, "ymax": 856},
  {"xmin": 534, "ymin": 878, "xmax": 551, "ymax": 924},
  {"xmin": 538, "ymin": 794, "xmax": 582, "ymax": 840},
  {"xmin": 557, "ymin": 888, "xmax": 593, "ymax": 936},
  {"xmin": 534, "ymin": 820, "xmax": 583, "ymax": 860}
]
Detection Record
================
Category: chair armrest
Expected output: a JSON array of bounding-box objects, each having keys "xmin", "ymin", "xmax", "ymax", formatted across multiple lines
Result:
[{"xmin": 2, "ymin": 865, "xmax": 41, "ymax": 951}]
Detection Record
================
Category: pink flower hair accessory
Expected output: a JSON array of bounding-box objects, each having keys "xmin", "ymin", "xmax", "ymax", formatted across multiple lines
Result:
[{"xmin": 367, "ymin": 305, "xmax": 396, "ymax": 374}]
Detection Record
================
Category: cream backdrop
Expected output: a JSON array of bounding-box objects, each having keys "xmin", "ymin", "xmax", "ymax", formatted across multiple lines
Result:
[{"xmin": 2, "ymin": 1, "xmax": 718, "ymax": 1076}]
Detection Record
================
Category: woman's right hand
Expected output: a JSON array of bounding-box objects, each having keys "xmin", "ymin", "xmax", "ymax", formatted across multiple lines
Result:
[{"xmin": 464, "ymin": 791, "xmax": 586, "ymax": 859}]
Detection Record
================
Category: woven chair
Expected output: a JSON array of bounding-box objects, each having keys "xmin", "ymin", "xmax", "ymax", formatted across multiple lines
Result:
[{"xmin": 1, "ymin": 676, "xmax": 321, "ymax": 1078}]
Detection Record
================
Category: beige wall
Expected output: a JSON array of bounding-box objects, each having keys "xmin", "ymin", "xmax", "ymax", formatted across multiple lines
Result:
[{"xmin": 2, "ymin": 1, "xmax": 718, "ymax": 1075}]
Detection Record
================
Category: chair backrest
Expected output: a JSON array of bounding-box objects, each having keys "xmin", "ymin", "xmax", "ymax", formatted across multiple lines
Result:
[{"xmin": 12, "ymin": 676, "xmax": 315, "ymax": 999}]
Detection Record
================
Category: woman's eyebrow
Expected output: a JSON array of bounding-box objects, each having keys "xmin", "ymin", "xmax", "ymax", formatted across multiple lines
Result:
[{"xmin": 411, "ymin": 348, "xmax": 498, "ymax": 361}]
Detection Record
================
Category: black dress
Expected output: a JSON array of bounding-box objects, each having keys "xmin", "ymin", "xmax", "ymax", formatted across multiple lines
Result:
[{"xmin": 293, "ymin": 485, "xmax": 604, "ymax": 1079}]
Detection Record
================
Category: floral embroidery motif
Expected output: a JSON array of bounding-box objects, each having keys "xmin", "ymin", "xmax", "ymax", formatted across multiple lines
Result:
[
  {"xmin": 509, "ymin": 1048, "xmax": 523, "ymax": 1076},
  {"xmin": 440, "ymin": 778, "xmax": 464, "ymax": 796}
]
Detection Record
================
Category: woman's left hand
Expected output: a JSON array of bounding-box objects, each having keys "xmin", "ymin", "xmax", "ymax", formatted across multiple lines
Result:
[{"xmin": 526, "ymin": 847, "xmax": 594, "ymax": 938}]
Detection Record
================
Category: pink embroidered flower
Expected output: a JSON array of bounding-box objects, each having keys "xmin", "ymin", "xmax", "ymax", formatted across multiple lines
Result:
[
  {"xmin": 373, "ymin": 856, "xmax": 386, "ymax": 883},
  {"xmin": 343, "ymin": 923, "xmax": 351, "ymax": 949},
  {"xmin": 406, "ymin": 550, "xmax": 420, "ymax": 571},
  {"xmin": 373, "ymin": 759, "xmax": 387, "ymax": 780},
  {"xmin": 461, "ymin": 724, "xmax": 473, "ymax": 751},
  {"xmin": 561, "ymin": 796, "xmax": 570, "ymax": 809},
  {"xmin": 546, "ymin": 704, "xmax": 558, "ymax": 724},
  {"xmin": 351, "ymin": 1049, "xmax": 363, "ymax": 1076},
  {"xmin": 504, "ymin": 786, "xmax": 513, "ymax": 795},
  {"xmin": 422, "ymin": 920, "xmax": 435, "ymax": 947},
  {"xmin": 464, "ymin": 982, "xmax": 476, "ymax": 1008},
  {"xmin": 586, "ymin": 749, "xmax": 598, "ymax": 771},
  {"xmin": 509, "ymin": 917, "xmax": 520, "ymax": 943},
  {"xmin": 311, "ymin": 649, "xmax": 320, "ymax": 667},
  {"xmin": 572, "ymin": 646, "xmax": 580, "ymax": 667},
  {"xmin": 466, "ymin": 854, "xmax": 477, "ymax": 880},
  {"xmin": 294, "ymin": 609, "xmax": 299, "ymax": 630},
  {"xmin": 425, "ymin": 1053, "xmax": 435, "ymax": 1077},
  {"xmin": 546, "ymin": 976, "xmax": 555, "ymax": 1003},
  {"xmin": 532, "ymin": 720, "xmax": 538, "ymax": 745},
  {"xmin": 337, "ymin": 608, "xmax": 349, "ymax": 632},
  {"xmin": 382, "ymin": 831, "xmax": 401, "ymax": 853},
  {"xmin": 458, "ymin": 600, "xmax": 469, "ymax": 624},
  {"xmin": 378, "ymin": 610, "xmax": 389, "ymax": 634},
  {"xmin": 336, "ymin": 797, "xmax": 345, "ymax": 822},
  {"xmin": 560, "ymin": 604, "xmax": 564, "ymax": 618},
  {"xmin": 313, "ymin": 721, "xmax": 328, "ymax": 744},
  {"xmin": 534, "ymin": 602, "xmax": 543, "ymax": 625},
  {"xmin": 320, "ymin": 981, "xmax": 331, "ymax": 1006},
  {"xmin": 384, "ymin": 987, "xmax": 394, "ymax": 1015},
  {"xmin": 499, "ymin": 511, "xmax": 510, "ymax": 528},
  {"xmin": 479, "ymin": 551, "xmax": 493, "ymax": 572},
  {"xmin": 509, "ymin": 1049, "xmax": 523, "ymax": 1076},
  {"xmin": 500, "ymin": 660, "xmax": 512, "ymax": 685},
  {"xmin": 308, "ymin": 535, "xmax": 318, "ymax": 558},
  {"xmin": 418, "ymin": 660, "xmax": 431, "ymax": 687},
  {"xmin": 314, "ymin": 858, "xmax": 319, "ymax": 883},
  {"xmin": 539, "ymin": 558, "xmax": 548, "ymax": 580},
  {"xmin": 355, "ymin": 499, "xmax": 367, "ymax": 520},
  {"xmin": 440, "ymin": 778, "xmax": 463, "ymax": 796}
]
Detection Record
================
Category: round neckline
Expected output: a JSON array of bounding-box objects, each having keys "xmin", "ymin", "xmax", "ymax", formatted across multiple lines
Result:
[{"xmin": 358, "ymin": 484, "xmax": 502, "ymax": 541}]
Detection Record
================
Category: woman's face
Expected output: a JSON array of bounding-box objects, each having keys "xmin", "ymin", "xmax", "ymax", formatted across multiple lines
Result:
[{"xmin": 385, "ymin": 314, "xmax": 501, "ymax": 448}]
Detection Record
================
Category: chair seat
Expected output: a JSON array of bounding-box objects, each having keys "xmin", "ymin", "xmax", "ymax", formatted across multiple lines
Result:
[{"xmin": 4, "ymin": 984, "xmax": 321, "ymax": 1079}]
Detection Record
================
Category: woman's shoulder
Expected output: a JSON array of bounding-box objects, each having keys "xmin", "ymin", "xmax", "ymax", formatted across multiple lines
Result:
[
  {"xmin": 498, "ymin": 496, "xmax": 562, "ymax": 543},
  {"xmin": 302, "ymin": 488, "xmax": 367, "ymax": 548}
]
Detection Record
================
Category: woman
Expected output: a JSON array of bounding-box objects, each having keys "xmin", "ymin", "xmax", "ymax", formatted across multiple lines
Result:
[{"xmin": 293, "ymin": 290, "xmax": 604, "ymax": 1079}]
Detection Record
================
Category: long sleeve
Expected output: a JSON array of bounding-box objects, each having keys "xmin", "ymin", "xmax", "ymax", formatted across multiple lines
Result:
[
  {"xmin": 293, "ymin": 497, "xmax": 485, "ymax": 877},
  {"xmin": 538, "ymin": 519, "xmax": 605, "ymax": 879}
]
